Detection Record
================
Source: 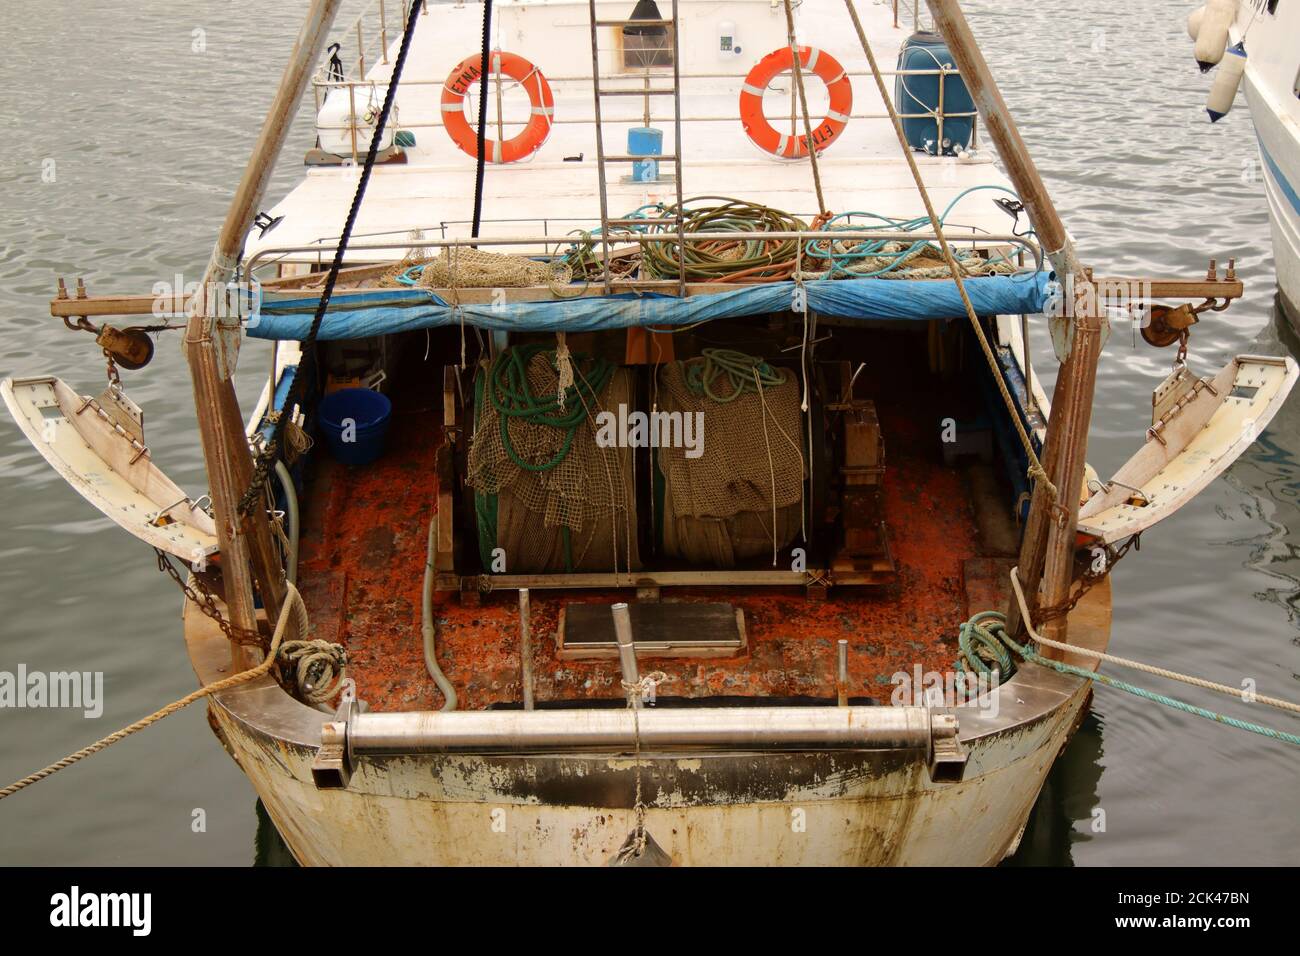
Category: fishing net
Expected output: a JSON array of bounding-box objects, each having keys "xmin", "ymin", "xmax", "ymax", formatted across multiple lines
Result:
[
  {"xmin": 656, "ymin": 349, "xmax": 805, "ymax": 567},
  {"xmin": 378, "ymin": 246, "xmax": 574, "ymax": 294},
  {"xmin": 468, "ymin": 344, "xmax": 638, "ymax": 574}
]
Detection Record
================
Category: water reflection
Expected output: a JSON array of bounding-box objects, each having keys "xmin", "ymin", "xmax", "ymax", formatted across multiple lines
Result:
[
  {"xmin": 1220, "ymin": 306, "xmax": 1300, "ymax": 633},
  {"xmin": 1005, "ymin": 711, "xmax": 1105, "ymax": 867},
  {"xmin": 254, "ymin": 800, "xmax": 297, "ymax": 868}
]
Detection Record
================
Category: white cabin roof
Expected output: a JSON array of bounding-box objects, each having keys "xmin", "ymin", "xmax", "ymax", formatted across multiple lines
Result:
[{"xmin": 249, "ymin": 0, "xmax": 1020, "ymax": 266}]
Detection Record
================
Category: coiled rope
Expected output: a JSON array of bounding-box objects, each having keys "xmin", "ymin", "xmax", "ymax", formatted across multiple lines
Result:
[
  {"xmin": 0, "ymin": 583, "xmax": 336, "ymax": 800},
  {"xmin": 807, "ymin": 186, "xmax": 1028, "ymax": 278},
  {"xmin": 641, "ymin": 197, "xmax": 808, "ymax": 282},
  {"xmin": 484, "ymin": 344, "xmax": 615, "ymax": 472}
]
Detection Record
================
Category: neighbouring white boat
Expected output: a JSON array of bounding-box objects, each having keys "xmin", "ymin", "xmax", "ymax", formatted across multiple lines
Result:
[
  {"xmin": 5, "ymin": 0, "xmax": 1294, "ymax": 866},
  {"xmin": 1190, "ymin": 1, "xmax": 1300, "ymax": 324}
]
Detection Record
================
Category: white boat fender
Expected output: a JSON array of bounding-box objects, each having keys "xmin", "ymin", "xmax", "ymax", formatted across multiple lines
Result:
[
  {"xmin": 1187, "ymin": 4, "xmax": 1205, "ymax": 40},
  {"xmin": 1206, "ymin": 42, "xmax": 1247, "ymax": 122},
  {"xmin": 1194, "ymin": 0, "xmax": 1237, "ymax": 72}
]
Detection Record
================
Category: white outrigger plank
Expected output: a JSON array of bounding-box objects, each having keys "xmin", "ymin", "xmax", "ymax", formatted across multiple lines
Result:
[
  {"xmin": 1, "ymin": 376, "xmax": 218, "ymax": 561},
  {"xmin": 1078, "ymin": 355, "xmax": 1298, "ymax": 544}
]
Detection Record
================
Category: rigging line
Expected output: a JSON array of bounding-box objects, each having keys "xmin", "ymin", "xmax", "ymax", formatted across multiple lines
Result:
[
  {"xmin": 840, "ymin": 0, "xmax": 1056, "ymax": 501},
  {"xmin": 239, "ymin": 0, "xmax": 424, "ymax": 517},
  {"xmin": 472, "ymin": 0, "xmax": 494, "ymax": 239},
  {"xmin": 781, "ymin": 0, "xmax": 828, "ymax": 216}
]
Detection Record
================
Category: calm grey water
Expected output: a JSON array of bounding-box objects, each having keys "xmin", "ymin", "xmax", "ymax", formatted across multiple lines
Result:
[{"xmin": 1, "ymin": 0, "xmax": 1296, "ymax": 865}]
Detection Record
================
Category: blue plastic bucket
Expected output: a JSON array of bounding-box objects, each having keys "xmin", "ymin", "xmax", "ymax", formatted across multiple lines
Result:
[
  {"xmin": 628, "ymin": 127, "xmax": 662, "ymax": 182},
  {"xmin": 318, "ymin": 387, "xmax": 392, "ymax": 466}
]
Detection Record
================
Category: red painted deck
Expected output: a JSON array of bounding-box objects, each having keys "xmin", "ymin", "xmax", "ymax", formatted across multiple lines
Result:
[{"xmin": 296, "ymin": 343, "xmax": 1010, "ymax": 712}]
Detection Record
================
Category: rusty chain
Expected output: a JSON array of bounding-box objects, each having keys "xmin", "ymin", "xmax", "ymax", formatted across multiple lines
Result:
[
  {"xmin": 1036, "ymin": 533, "xmax": 1141, "ymax": 625},
  {"xmin": 153, "ymin": 548, "xmax": 266, "ymax": 649}
]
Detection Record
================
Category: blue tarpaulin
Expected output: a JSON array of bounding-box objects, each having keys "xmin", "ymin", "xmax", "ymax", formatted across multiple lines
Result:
[{"xmin": 246, "ymin": 272, "xmax": 1051, "ymax": 341}]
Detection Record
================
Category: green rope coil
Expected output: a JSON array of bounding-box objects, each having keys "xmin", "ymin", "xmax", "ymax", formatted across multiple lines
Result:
[
  {"xmin": 955, "ymin": 610, "xmax": 1016, "ymax": 679},
  {"xmin": 684, "ymin": 348, "xmax": 787, "ymax": 402},
  {"xmin": 474, "ymin": 345, "xmax": 613, "ymax": 569}
]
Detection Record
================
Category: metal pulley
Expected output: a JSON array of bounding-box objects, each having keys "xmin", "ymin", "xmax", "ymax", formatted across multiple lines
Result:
[
  {"xmin": 95, "ymin": 324, "xmax": 155, "ymax": 371},
  {"xmin": 1141, "ymin": 303, "xmax": 1198, "ymax": 349}
]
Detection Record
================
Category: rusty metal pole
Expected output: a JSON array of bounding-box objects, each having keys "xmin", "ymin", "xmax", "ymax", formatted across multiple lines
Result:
[
  {"xmin": 186, "ymin": 0, "xmax": 343, "ymax": 668},
  {"xmin": 836, "ymin": 639, "xmax": 849, "ymax": 707},
  {"xmin": 518, "ymin": 588, "xmax": 535, "ymax": 711},
  {"xmin": 924, "ymin": 0, "xmax": 1102, "ymax": 652}
]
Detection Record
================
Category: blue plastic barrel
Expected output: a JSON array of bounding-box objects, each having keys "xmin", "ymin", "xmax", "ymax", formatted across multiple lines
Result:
[
  {"xmin": 895, "ymin": 32, "xmax": 974, "ymax": 155},
  {"xmin": 317, "ymin": 387, "xmax": 392, "ymax": 466}
]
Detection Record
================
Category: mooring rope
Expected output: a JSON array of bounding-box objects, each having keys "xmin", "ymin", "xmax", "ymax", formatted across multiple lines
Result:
[
  {"xmin": 616, "ymin": 671, "xmax": 672, "ymax": 864},
  {"xmin": 1008, "ymin": 568, "xmax": 1300, "ymax": 717},
  {"xmin": 978, "ymin": 568, "xmax": 1300, "ymax": 747},
  {"xmin": 0, "ymin": 583, "xmax": 331, "ymax": 801}
]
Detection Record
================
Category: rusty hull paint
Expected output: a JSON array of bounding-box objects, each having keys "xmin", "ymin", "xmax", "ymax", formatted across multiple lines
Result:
[{"xmin": 206, "ymin": 682, "xmax": 1086, "ymax": 866}]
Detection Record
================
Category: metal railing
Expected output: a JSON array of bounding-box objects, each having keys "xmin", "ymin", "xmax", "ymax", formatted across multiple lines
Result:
[
  {"xmin": 332, "ymin": 0, "xmax": 427, "ymax": 81},
  {"xmin": 246, "ymin": 226, "xmax": 1041, "ymax": 277},
  {"xmin": 311, "ymin": 67, "xmax": 977, "ymax": 164},
  {"xmin": 892, "ymin": 0, "xmax": 932, "ymax": 32},
  {"xmin": 247, "ymin": 226, "xmax": 1041, "ymax": 420}
]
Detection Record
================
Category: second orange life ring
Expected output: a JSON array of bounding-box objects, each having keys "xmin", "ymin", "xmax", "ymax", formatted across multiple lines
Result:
[
  {"xmin": 442, "ymin": 51, "xmax": 554, "ymax": 164},
  {"xmin": 739, "ymin": 46, "xmax": 853, "ymax": 158}
]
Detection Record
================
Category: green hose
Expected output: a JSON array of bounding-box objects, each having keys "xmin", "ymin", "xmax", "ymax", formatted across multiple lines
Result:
[
  {"xmin": 474, "ymin": 345, "xmax": 613, "ymax": 570},
  {"xmin": 684, "ymin": 348, "xmax": 787, "ymax": 402}
]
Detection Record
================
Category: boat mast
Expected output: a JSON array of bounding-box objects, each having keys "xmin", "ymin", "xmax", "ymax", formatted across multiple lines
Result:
[
  {"xmin": 925, "ymin": 0, "xmax": 1103, "ymax": 651},
  {"xmin": 186, "ymin": 0, "xmax": 344, "ymax": 668}
]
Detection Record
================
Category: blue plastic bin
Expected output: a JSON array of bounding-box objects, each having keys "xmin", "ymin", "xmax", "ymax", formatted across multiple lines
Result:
[{"xmin": 318, "ymin": 387, "xmax": 392, "ymax": 466}]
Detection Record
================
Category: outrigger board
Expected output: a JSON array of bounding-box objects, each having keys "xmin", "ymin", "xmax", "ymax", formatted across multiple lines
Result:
[
  {"xmin": 1, "ymin": 376, "xmax": 219, "ymax": 561},
  {"xmin": 1078, "ymin": 355, "xmax": 1297, "ymax": 544}
]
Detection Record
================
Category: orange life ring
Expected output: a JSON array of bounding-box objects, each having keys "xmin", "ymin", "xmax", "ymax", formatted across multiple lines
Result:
[
  {"xmin": 442, "ymin": 51, "xmax": 554, "ymax": 164},
  {"xmin": 739, "ymin": 46, "xmax": 853, "ymax": 158}
]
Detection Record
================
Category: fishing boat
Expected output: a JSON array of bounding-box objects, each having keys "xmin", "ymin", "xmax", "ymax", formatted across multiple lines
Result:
[
  {"xmin": 1187, "ymin": 0, "xmax": 1300, "ymax": 327},
  {"xmin": 5, "ymin": 0, "xmax": 1295, "ymax": 866}
]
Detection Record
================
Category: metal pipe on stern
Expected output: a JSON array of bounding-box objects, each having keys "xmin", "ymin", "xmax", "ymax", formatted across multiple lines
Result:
[
  {"xmin": 611, "ymin": 602, "xmax": 639, "ymax": 692},
  {"xmin": 347, "ymin": 707, "xmax": 940, "ymax": 755}
]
